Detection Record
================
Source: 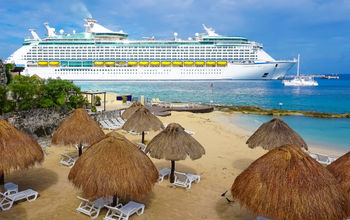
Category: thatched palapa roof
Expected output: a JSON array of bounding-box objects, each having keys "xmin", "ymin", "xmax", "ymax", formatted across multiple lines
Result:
[
  {"xmin": 68, "ymin": 133, "xmax": 158, "ymax": 200},
  {"xmin": 122, "ymin": 106, "xmax": 164, "ymax": 133},
  {"xmin": 327, "ymin": 151, "xmax": 350, "ymax": 198},
  {"xmin": 231, "ymin": 144, "xmax": 350, "ymax": 220},
  {"xmin": 0, "ymin": 120, "xmax": 44, "ymax": 174},
  {"xmin": 246, "ymin": 118, "xmax": 308, "ymax": 150},
  {"xmin": 146, "ymin": 123, "xmax": 205, "ymax": 161},
  {"xmin": 121, "ymin": 101, "xmax": 143, "ymax": 120},
  {"xmin": 52, "ymin": 108, "xmax": 105, "ymax": 146}
]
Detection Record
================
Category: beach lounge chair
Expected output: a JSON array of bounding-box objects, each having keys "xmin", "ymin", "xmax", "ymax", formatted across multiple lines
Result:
[
  {"xmin": 60, "ymin": 154, "xmax": 78, "ymax": 168},
  {"xmin": 111, "ymin": 118, "xmax": 123, "ymax": 127},
  {"xmin": 0, "ymin": 189, "xmax": 38, "ymax": 211},
  {"xmin": 136, "ymin": 142, "xmax": 147, "ymax": 152},
  {"xmin": 158, "ymin": 168, "xmax": 171, "ymax": 183},
  {"xmin": 3, "ymin": 182, "xmax": 18, "ymax": 196},
  {"xmin": 100, "ymin": 120, "xmax": 114, "ymax": 130},
  {"xmin": 76, "ymin": 196, "xmax": 114, "ymax": 219},
  {"xmin": 116, "ymin": 117, "xmax": 126, "ymax": 124},
  {"xmin": 105, "ymin": 120, "xmax": 120, "ymax": 129},
  {"xmin": 172, "ymin": 171, "xmax": 200, "ymax": 189},
  {"xmin": 185, "ymin": 129, "xmax": 195, "ymax": 135},
  {"xmin": 309, "ymin": 153, "xmax": 336, "ymax": 165},
  {"xmin": 104, "ymin": 201, "xmax": 145, "ymax": 220}
]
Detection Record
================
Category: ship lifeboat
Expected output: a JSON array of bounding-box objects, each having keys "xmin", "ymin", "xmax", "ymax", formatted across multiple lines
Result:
[
  {"xmin": 94, "ymin": 61, "xmax": 104, "ymax": 66},
  {"xmin": 139, "ymin": 61, "xmax": 149, "ymax": 66},
  {"xmin": 105, "ymin": 61, "xmax": 115, "ymax": 66},
  {"xmin": 184, "ymin": 61, "xmax": 194, "ymax": 66},
  {"xmin": 118, "ymin": 61, "xmax": 126, "ymax": 65},
  {"xmin": 172, "ymin": 61, "xmax": 183, "ymax": 66},
  {"xmin": 128, "ymin": 61, "xmax": 138, "ymax": 66},
  {"xmin": 206, "ymin": 61, "xmax": 216, "ymax": 66},
  {"xmin": 150, "ymin": 61, "xmax": 160, "ymax": 66},
  {"xmin": 195, "ymin": 61, "xmax": 205, "ymax": 66},
  {"xmin": 217, "ymin": 61, "xmax": 227, "ymax": 66},
  {"xmin": 49, "ymin": 61, "xmax": 60, "ymax": 66},
  {"xmin": 38, "ymin": 61, "xmax": 48, "ymax": 66},
  {"xmin": 161, "ymin": 61, "xmax": 171, "ymax": 66}
]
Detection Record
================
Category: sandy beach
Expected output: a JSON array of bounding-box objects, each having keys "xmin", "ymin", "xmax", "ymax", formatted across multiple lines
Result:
[{"xmin": 0, "ymin": 110, "xmax": 342, "ymax": 220}]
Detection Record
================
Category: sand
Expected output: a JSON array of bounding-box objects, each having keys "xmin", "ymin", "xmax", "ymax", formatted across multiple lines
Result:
[{"xmin": 0, "ymin": 110, "xmax": 340, "ymax": 220}]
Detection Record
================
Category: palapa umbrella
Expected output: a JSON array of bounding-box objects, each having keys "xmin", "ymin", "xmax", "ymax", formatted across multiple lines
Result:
[
  {"xmin": 0, "ymin": 120, "xmax": 44, "ymax": 185},
  {"xmin": 145, "ymin": 123, "xmax": 205, "ymax": 183},
  {"xmin": 68, "ymin": 132, "xmax": 158, "ymax": 202},
  {"xmin": 327, "ymin": 151, "xmax": 350, "ymax": 198},
  {"xmin": 246, "ymin": 118, "xmax": 308, "ymax": 150},
  {"xmin": 122, "ymin": 106, "xmax": 164, "ymax": 144},
  {"xmin": 52, "ymin": 108, "xmax": 105, "ymax": 156},
  {"xmin": 121, "ymin": 101, "xmax": 143, "ymax": 120},
  {"xmin": 231, "ymin": 144, "xmax": 350, "ymax": 220}
]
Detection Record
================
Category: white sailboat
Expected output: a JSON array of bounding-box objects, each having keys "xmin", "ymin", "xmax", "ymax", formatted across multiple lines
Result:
[{"xmin": 282, "ymin": 54, "xmax": 318, "ymax": 86}]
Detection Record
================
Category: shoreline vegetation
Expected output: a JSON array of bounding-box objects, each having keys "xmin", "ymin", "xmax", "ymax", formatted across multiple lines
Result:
[{"xmin": 214, "ymin": 105, "xmax": 350, "ymax": 119}]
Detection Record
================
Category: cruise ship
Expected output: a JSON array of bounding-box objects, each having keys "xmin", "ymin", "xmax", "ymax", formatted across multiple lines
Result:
[{"xmin": 5, "ymin": 18, "xmax": 296, "ymax": 80}]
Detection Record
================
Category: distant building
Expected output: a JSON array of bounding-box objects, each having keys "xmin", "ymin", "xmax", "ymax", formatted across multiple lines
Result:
[{"xmin": 0, "ymin": 59, "xmax": 7, "ymax": 86}]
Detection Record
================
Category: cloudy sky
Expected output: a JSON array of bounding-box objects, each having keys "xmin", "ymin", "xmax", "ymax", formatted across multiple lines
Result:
[{"xmin": 1, "ymin": 0, "xmax": 350, "ymax": 74}]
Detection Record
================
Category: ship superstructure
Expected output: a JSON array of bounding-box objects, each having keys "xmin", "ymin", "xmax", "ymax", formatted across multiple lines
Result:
[{"xmin": 5, "ymin": 18, "xmax": 296, "ymax": 80}]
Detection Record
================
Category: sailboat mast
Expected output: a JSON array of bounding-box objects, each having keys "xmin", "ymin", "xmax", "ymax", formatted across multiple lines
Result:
[{"xmin": 297, "ymin": 54, "xmax": 300, "ymax": 77}]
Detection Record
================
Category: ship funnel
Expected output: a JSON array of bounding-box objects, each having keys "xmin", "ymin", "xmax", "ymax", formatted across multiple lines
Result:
[
  {"xmin": 202, "ymin": 24, "xmax": 219, "ymax": 36},
  {"xmin": 44, "ymin": 22, "xmax": 57, "ymax": 37},
  {"xmin": 29, "ymin": 29, "xmax": 40, "ymax": 40}
]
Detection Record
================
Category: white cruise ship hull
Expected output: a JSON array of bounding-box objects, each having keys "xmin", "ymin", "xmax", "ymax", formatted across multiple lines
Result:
[{"xmin": 23, "ymin": 61, "xmax": 294, "ymax": 80}]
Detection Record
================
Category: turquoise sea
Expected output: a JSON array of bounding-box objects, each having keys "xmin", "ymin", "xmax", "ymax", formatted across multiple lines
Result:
[{"xmin": 74, "ymin": 74, "xmax": 350, "ymax": 153}]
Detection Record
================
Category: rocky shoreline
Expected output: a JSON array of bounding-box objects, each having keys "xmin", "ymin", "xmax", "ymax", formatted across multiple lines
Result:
[{"xmin": 215, "ymin": 105, "xmax": 350, "ymax": 119}]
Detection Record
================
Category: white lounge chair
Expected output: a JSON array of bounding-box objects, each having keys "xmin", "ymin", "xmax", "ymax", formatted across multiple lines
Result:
[
  {"xmin": 309, "ymin": 152, "xmax": 336, "ymax": 165},
  {"xmin": 105, "ymin": 120, "xmax": 120, "ymax": 129},
  {"xmin": 60, "ymin": 154, "xmax": 78, "ymax": 168},
  {"xmin": 158, "ymin": 168, "xmax": 171, "ymax": 183},
  {"xmin": 111, "ymin": 118, "xmax": 123, "ymax": 127},
  {"xmin": 135, "ymin": 142, "xmax": 147, "ymax": 152},
  {"xmin": 172, "ymin": 171, "xmax": 200, "ymax": 189},
  {"xmin": 3, "ymin": 182, "xmax": 18, "ymax": 196},
  {"xmin": 100, "ymin": 121, "xmax": 114, "ymax": 130},
  {"xmin": 104, "ymin": 201, "xmax": 145, "ymax": 220},
  {"xmin": 116, "ymin": 117, "xmax": 126, "ymax": 124},
  {"xmin": 185, "ymin": 129, "xmax": 195, "ymax": 135},
  {"xmin": 76, "ymin": 196, "xmax": 114, "ymax": 219},
  {"xmin": 0, "ymin": 189, "xmax": 38, "ymax": 211}
]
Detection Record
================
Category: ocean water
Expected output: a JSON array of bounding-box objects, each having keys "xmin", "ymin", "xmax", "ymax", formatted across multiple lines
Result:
[
  {"xmin": 75, "ymin": 75, "xmax": 350, "ymax": 113},
  {"xmin": 74, "ymin": 74, "xmax": 350, "ymax": 152}
]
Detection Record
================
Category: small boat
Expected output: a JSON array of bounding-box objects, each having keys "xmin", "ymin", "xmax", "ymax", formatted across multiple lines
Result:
[
  {"xmin": 322, "ymin": 74, "xmax": 339, "ymax": 79},
  {"xmin": 282, "ymin": 54, "xmax": 318, "ymax": 86}
]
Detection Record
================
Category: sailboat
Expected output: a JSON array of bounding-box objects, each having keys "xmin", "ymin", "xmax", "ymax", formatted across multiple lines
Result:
[{"xmin": 282, "ymin": 54, "xmax": 318, "ymax": 86}]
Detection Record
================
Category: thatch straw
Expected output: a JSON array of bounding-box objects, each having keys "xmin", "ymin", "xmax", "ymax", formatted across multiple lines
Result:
[
  {"xmin": 246, "ymin": 118, "xmax": 308, "ymax": 150},
  {"xmin": 146, "ymin": 123, "xmax": 205, "ymax": 161},
  {"xmin": 327, "ymin": 151, "xmax": 350, "ymax": 198},
  {"xmin": 52, "ymin": 108, "xmax": 105, "ymax": 147},
  {"xmin": 231, "ymin": 144, "xmax": 350, "ymax": 220},
  {"xmin": 68, "ymin": 133, "xmax": 158, "ymax": 201},
  {"xmin": 121, "ymin": 101, "xmax": 143, "ymax": 120},
  {"xmin": 0, "ymin": 120, "xmax": 44, "ymax": 184},
  {"xmin": 122, "ymin": 106, "xmax": 163, "ymax": 133},
  {"xmin": 146, "ymin": 123, "xmax": 205, "ymax": 182}
]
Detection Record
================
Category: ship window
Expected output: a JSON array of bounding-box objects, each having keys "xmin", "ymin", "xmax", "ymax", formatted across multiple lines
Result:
[{"xmin": 262, "ymin": 73, "xmax": 269, "ymax": 77}]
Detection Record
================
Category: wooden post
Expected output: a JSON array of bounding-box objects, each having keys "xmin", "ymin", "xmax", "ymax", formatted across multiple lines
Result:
[
  {"xmin": 112, "ymin": 195, "xmax": 119, "ymax": 207},
  {"xmin": 104, "ymin": 92, "xmax": 106, "ymax": 112},
  {"xmin": 0, "ymin": 172, "xmax": 4, "ymax": 186},
  {"xmin": 78, "ymin": 144, "xmax": 82, "ymax": 156},
  {"xmin": 142, "ymin": 131, "xmax": 145, "ymax": 144},
  {"xmin": 170, "ymin": 160, "xmax": 175, "ymax": 183}
]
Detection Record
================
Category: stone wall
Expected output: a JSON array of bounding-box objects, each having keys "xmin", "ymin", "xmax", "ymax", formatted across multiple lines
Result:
[
  {"xmin": 0, "ymin": 59, "xmax": 7, "ymax": 86},
  {"xmin": 0, "ymin": 108, "xmax": 123, "ymax": 139}
]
